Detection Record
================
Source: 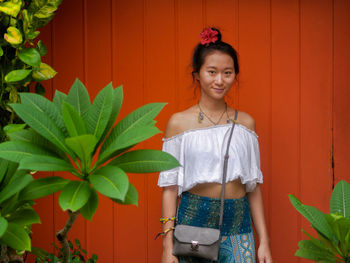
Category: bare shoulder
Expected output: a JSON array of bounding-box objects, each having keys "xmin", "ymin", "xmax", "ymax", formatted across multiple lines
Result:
[
  {"xmin": 164, "ymin": 106, "xmax": 196, "ymax": 138},
  {"xmin": 234, "ymin": 109, "xmax": 256, "ymax": 132}
]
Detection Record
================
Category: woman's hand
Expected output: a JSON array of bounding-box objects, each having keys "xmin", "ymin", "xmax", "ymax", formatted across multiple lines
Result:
[
  {"xmin": 257, "ymin": 242, "xmax": 273, "ymax": 263},
  {"xmin": 161, "ymin": 248, "xmax": 178, "ymax": 263}
]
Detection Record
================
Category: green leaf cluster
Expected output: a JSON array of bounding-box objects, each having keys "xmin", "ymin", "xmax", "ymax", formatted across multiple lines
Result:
[
  {"xmin": 0, "ymin": 158, "xmax": 68, "ymax": 252},
  {"xmin": 0, "ymin": 0, "xmax": 61, "ymax": 142},
  {"xmin": 0, "ymin": 78, "xmax": 180, "ymax": 222},
  {"xmin": 33, "ymin": 238, "xmax": 98, "ymax": 263},
  {"xmin": 289, "ymin": 180, "xmax": 350, "ymax": 262}
]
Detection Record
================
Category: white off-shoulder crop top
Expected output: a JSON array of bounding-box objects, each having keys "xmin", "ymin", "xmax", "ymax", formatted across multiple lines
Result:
[{"xmin": 157, "ymin": 123, "xmax": 263, "ymax": 196}]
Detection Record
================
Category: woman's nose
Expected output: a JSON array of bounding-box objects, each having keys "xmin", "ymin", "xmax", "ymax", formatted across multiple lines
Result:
[{"xmin": 215, "ymin": 74, "xmax": 223, "ymax": 85}]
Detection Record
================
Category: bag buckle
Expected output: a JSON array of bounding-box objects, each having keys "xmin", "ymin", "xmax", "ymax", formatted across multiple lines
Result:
[{"xmin": 191, "ymin": 240, "xmax": 199, "ymax": 251}]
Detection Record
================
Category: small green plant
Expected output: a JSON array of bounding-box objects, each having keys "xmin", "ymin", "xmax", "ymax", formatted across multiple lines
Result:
[
  {"xmin": 0, "ymin": 157, "xmax": 66, "ymax": 261},
  {"xmin": 34, "ymin": 239, "xmax": 98, "ymax": 263},
  {"xmin": 0, "ymin": 78, "xmax": 180, "ymax": 262},
  {"xmin": 289, "ymin": 180, "xmax": 350, "ymax": 263},
  {"xmin": 0, "ymin": 0, "xmax": 62, "ymax": 142}
]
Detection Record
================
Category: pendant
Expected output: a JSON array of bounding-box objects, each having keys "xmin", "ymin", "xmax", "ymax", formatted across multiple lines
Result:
[
  {"xmin": 198, "ymin": 112, "xmax": 204, "ymax": 123},
  {"xmin": 226, "ymin": 119, "xmax": 231, "ymax": 124}
]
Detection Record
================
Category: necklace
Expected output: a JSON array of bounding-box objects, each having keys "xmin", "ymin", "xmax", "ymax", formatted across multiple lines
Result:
[{"xmin": 197, "ymin": 102, "xmax": 229, "ymax": 125}]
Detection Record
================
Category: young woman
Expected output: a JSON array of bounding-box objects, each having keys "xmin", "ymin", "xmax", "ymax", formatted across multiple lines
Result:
[{"xmin": 158, "ymin": 28, "xmax": 273, "ymax": 263}]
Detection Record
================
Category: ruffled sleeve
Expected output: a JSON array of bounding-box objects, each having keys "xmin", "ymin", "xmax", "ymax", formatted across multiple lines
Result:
[
  {"xmin": 233, "ymin": 126, "xmax": 263, "ymax": 192},
  {"xmin": 157, "ymin": 135, "xmax": 183, "ymax": 189}
]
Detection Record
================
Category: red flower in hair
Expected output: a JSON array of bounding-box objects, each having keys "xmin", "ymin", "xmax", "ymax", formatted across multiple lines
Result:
[{"xmin": 199, "ymin": 28, "xmax": 219, "ymax": 46}]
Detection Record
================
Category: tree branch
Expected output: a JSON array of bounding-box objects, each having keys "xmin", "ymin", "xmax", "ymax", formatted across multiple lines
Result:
[{"xmin": 56, "ymin": 210, "xmax": 80, "ymax": 263}]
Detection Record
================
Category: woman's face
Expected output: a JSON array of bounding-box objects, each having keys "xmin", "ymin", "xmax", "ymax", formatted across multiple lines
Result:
[{"xmin": 196, "ymin": 51, "xmax": 235, "ymax": 101}]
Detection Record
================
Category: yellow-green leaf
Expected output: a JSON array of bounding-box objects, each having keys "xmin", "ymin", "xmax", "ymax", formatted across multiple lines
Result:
[
  {"xmin": 0, "ymin": 0, "xmax": 22, "ymax": 17},
  {"xmin": 4, "ymin": 26, "xmax": 22, "ymax": 45},
  {"xmin": 32, "ymin": 63, "xmax": 57, "ymax": 81}
]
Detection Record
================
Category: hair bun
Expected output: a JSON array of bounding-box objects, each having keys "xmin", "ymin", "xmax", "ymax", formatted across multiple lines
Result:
[{"xmin": 211, "ymin": 27, "xmax": 222, "ymax": 42}]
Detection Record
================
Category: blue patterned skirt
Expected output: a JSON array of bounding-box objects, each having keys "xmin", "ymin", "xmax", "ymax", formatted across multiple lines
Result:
[{"xmin": 176, "ymin": 192, "xmax": 256, "ymax": 263}]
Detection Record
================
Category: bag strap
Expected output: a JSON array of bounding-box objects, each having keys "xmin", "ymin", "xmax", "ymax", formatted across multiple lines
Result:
[
  {"xmin": 219, "ymin": 109, "xmax": 238, "ymax": 232},
  {"xmin": 175, "ymin": 109, "xmax": 238, "ymax": 228}
]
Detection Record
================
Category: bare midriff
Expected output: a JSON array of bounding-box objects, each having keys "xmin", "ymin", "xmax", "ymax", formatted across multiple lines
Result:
[{"xmin": 188, "ymin": 179, "xmax": 246, "ymax": 199}]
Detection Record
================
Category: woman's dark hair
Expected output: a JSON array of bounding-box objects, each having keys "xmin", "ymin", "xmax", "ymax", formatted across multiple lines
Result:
[{"xmin": 192, "ymin": 27, "xmax": 239, "ymax": 82}]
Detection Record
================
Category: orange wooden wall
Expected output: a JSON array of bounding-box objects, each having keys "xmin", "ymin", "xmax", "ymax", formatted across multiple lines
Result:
[{"xmin": 29, "ymin": 0, "xmax": 350, "ymax": 262}]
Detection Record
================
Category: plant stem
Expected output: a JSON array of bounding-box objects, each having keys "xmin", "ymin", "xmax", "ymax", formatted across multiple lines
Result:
[
  {"xmin": 0, "ymin": 244, "xmax": 9, "ymax": 263},
  {"xmin": 56, "ymin": 210, "xmax": 80, "ymax": 263}
]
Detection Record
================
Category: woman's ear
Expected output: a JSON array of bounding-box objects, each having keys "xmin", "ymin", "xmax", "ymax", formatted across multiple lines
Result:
[{"xmin": 194, "ymin": 72, "xmax": 200, "ymax": 82}]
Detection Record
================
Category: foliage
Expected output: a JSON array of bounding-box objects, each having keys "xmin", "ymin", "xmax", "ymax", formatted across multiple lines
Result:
[
  {"xmin": 0, "ymin": 78, "xmax": 180, "ymax": 261},
  {"xmin": 34, "ymin": 239, "xmax": 98, "ymax": 263},
  {"xmin": 0, "ymin": 157, "xmax": 67, "ymax": 253},
  {"xmin": 0, "ymin": 0, "xmax": 62, "ymax": 142},
  {"xmin": 289, "ymin": 180, "xmax": 350, "ymax": 263}
]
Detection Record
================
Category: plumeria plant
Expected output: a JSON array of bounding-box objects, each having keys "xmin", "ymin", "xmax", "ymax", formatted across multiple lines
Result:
[
  {"xmin": 0, "ymin": 78, "xmax": 180, "ymax": 262},
  {"xmin": 289, "ymin": 180, "xmax": 350, "ymax": 262}
]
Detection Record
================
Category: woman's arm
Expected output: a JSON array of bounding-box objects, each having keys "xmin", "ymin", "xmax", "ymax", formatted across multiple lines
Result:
[
  {"xmin": 248, "ymin": 185, "xmax": 273, "ymax": 263},
  {"xmin": 161, "ymin": 185, "xmax": 179, "ymax": 263}
]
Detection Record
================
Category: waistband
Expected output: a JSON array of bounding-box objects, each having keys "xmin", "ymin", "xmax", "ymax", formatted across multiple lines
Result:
[{"xmin": 177, "ymin": 191, "xmax": 252, "ymax": 236}]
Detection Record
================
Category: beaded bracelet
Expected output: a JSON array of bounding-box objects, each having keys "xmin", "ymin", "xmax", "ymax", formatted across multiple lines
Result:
[
  {"xmin": 154, "ymin": 227, "xmax": 175, "ymax": 240},
  {"xmin": 160, "ymin": 216, "xmax": 176, "ymax": 224}
]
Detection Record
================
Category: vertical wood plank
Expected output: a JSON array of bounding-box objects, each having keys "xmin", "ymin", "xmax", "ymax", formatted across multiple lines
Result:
[
  {"xmin": 300, "ymin": 0, "xmax": 333, "ymax": 210},
  {"xmin": 143, "ymin": 0, "xmax": 176, "ymax": 262},
  {"xmin": 238, "ymin": 0, "xmax": 272, "ymax": 250},
  {"xmin": 177, "ymin": 0, "xmax": 203, "ymax": 111},
  {"xmin": 113, "ymin": 0, "xmax": 146, "ymax": 262},
  {"xmin": 84, "ymin": 0, "xmax": 113, "ymax": 261},
  {"xmin": 334, "ymin": 0, "xmax": 350, "ymax": 184},
  {"xmin": 270, "ymin": 0, "xmax": 300, "ymax": 261},
  {"xmin": 299, "ymin": 1, "xmax": 333, "ymax": 262}
]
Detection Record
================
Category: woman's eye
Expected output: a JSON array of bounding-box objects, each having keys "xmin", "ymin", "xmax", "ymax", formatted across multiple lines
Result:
[
  {"xmin": 225, "ymin": 71, "xmax": 232, "ymax": 75},
  {"xmin": 208, "ymin": 70, "xmax": 215, "ymax": 74}
]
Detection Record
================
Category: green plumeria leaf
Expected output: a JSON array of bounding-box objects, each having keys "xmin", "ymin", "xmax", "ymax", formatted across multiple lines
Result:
[
  {"xmin": 110, "ymin": 149, "xmax": 180, "ymax": 173},
  {"xmin": 5, "ymin": 69, "xmax": 32, "ymax": 83},
  {"xmin": 98, "ymin": 126, "xmax": 161, "ymax": 165},
  {"xmin": 101, "ymin": 103, "xmax": 166, "ymax": 154},
  {"xmin": 18, "ymin": 48, "xmax": 41, "ymax": 67},
  {"xmin": 19, "ymin": 176, "xmax": 68, "ymax": 200},
  {"xmin": 289, "ymin": 194, "xmax": 333, "ymax": 240},
  {"xmin": 9, "ymin": 103, "xmax": 72, "ymax": 155},
  {"xmin": 53, "ymin": 90, "xmax": 67, "ymax": 110},
  {"xmin": 80, "ymin": 189, "xmax": 98, "ymax": 221},
  {"xmin": 4, "ymin": 26, "xmax": 22, "ymax": 45},
  {"xmin": 7, "ymin": 207, "xmax": 41, "ymax": 226},
  {"xmin": 0, "ymin": 173, "xmax": 33, "ymax": 204},
  {"xmin": 65, "ymin": 135, "xmax": 97, "ymax": 168},
  {"xmin": 32, "ymin": 63, "xmax": 57, "ymax": 81},
  {"xmin": 1, "ymin": 223, "xmax": 31, "ymax": 251},
  {"xmin": 295, "ymin": 240, "xmax": 336, "ymax": 262},
  {"xmin": 0, "ymin": 141, "xmax": 56, "ymax": 163},
  {"xmin": 85, "ymin": 82, "xmax": 113, "ymax": 141},
  {"xmin": 19, "ymin": 155, "xmax": 75, "ymax": 172},
  {"xmin": 0, "ymin": 217, "xmax": 8, "ymax": 238},
  {"xmin": 0, "ymin": 46, "xmax": 3, "ymax": 57},
  {"xmin": 66, "ymin": 78, "xmax": 91, "ymax": 119},
  {"xmin": 89, "ymin": 166, "xmax": 129, "ymax": 200},
  {"xmin": 97, "ymin": 86, "xmax": 123, "ymax": 147},
  {"xmin": 3, "ymin": 123, "xmax": 26, "ymax": 134},
  {"xmin": 59, "ymin": 181, "xmax": 92, "ymax": 212},
  {"xmin": 20, "ymin": 92, "xmax": 67, "ymax": 137},
  {"xmin": 7, "ymin": 128, "xmax": 68, "ymax": 161},
  {"xmin": 62, "ymin": 102, "xmax": 87, "ymax": 137},
  {"xmin": 111, "ymin": 183, "xmax": 138, "ymax": 206},
  {"xmin": 330, "ymin": 180, "xmax": 350, "ymax": 219}
]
